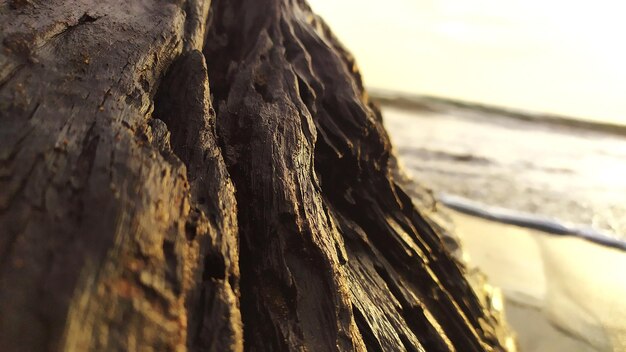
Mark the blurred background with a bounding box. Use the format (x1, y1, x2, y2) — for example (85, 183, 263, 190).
(309, 0, 626, 239)
(307, 1, 626, 351)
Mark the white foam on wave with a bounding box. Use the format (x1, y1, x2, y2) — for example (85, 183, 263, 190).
(438, 193, 626, 251)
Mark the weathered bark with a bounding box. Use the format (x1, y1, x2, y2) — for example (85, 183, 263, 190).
(0, 1, 512, 351)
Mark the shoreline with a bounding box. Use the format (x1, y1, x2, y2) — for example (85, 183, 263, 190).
(370, 89, 626, 138)
(381, 87, 626, 351)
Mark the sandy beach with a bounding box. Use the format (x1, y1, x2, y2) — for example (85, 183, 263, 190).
(449, 210, 626, 352)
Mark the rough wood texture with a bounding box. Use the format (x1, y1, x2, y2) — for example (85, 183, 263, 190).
(0, 0, 512, 351)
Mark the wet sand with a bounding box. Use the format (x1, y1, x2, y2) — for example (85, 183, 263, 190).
(450, 210, 626, 352)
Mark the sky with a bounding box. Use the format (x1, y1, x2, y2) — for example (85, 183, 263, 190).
(307, 0, 626, 125)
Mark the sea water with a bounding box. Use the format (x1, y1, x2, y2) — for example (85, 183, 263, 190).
(382, 105, 626, 242)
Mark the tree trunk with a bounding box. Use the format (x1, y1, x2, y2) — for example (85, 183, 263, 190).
(0, 1, 512, 351)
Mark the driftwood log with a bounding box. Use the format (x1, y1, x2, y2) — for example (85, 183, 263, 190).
(0, 0, 512, 351)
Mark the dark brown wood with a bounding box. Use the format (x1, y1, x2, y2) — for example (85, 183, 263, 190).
(0, 0, 512, 351)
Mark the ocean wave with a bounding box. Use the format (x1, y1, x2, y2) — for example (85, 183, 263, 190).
(438, 193, 626, 252)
